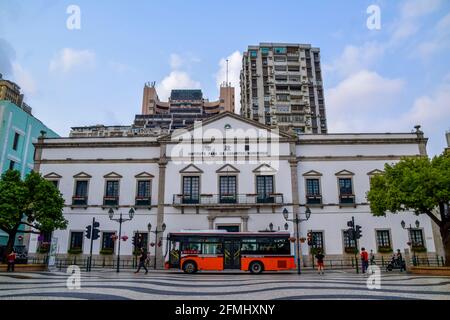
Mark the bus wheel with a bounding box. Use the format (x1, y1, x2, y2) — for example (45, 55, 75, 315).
(249, 261, 263, 274)
(183, 261, 197, 274)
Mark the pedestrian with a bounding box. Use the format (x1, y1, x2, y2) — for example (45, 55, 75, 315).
(396, 249, 405, 272)
(360, 247, 369, 273)
(315, 249, 325, 275)
(134, 248, 148, 274)
(7, 249, 16, 272)
(369, 250, 376, 265)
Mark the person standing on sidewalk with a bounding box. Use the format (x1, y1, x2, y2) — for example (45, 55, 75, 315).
(134, 248, 148, 274)
(369, 250, 376, 265)
(7, 250, 16, 272)
(360, 248, 369, 273)
(315, 250, 325, 275)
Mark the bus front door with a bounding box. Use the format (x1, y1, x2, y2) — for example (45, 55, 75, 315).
(223, 240, 241, 269)
(169, 240, 181, 269)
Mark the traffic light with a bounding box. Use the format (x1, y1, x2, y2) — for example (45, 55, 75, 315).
(85, 225, 92, 239)
(355, 225, 362, 239)
(92, 221, 100, 240)
(346, 228, 355, 240)
(307, 232, 312, 246)
(347, 220, 354, 228)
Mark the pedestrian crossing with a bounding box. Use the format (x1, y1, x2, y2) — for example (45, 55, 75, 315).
(0, 270, 449, 300)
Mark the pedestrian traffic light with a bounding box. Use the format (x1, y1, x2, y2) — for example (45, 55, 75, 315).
(347, 220, 354, 228)
(85, 225, 92, 239)
(92, 221, 100, 240)
(355, 225, 362, 239)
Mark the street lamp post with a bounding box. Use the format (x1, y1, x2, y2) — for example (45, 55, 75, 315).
(283, 207, 311, 275)
(148, 222, 166, 269)
(108, 207, 135, 273)
(401, 219, 420, 265)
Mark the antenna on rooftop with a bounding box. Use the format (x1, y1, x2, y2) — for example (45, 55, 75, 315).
(226, 59, 229, 86)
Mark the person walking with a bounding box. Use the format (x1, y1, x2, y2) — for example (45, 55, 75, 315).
(360, 247, 369, 274)
(7, 250, 16, 272)
(134, 248, 148, 274)
(315, 249, 325, 275)
(369, 250, 376, 265)
(396, 249, 405, 272)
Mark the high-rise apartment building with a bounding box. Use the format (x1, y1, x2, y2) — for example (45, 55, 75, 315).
(136, 83, 235, 132)
(240, 43, 327, 134)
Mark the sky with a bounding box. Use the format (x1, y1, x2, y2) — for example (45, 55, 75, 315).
(0, 0, 449, 155)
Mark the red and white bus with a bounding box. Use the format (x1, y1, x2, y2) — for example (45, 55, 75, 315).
(165, 231, 296, 274)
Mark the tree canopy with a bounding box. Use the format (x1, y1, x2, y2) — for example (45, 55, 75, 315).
(0, 170, 67, 257)
(367, 152, 450, 265)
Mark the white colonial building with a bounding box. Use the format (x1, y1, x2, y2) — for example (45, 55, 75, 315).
(28, 112, 442, 266)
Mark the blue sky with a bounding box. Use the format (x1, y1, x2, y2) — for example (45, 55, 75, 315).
(0, 0, 449, 155)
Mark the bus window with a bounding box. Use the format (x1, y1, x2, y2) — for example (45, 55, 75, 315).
(182, 242, 201, 254)
(203, 242, 222, 254)
(241, 240, 257, 253)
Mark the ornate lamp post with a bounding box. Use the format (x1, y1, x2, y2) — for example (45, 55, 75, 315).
(401, 219, 420, 265)
(283, 207, 311, 275)
(148, 222, 166, 269)
(108, 207, 134, 273)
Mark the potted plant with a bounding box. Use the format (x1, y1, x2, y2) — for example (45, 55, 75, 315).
(100, 248, 114, 255)
(67, 248, 83, 255)
(344, 247, 358, 254)
(411, 245, 427, 253)
(377, 246, 393, 254)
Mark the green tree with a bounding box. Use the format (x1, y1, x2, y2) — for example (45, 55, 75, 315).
(0, 170, 67, 262)
(367, 152, 450, 266)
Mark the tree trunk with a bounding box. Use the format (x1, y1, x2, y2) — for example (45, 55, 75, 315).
(2, 229, 17, 263)
(441, 227, 450, 267)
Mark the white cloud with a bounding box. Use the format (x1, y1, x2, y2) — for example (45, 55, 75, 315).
(49, 48, 95, 73)
(415, 12, 450, 59)
(323, 42, 385, 77)
(215, 51, 242, 113)
(326, 70, 405, 132)
(391, 0, 443, 42)
(156, 71, 201, 101)
(169, 53, 183, 69)
(12, 62, 37, 96)
(395, 80, 450, 154)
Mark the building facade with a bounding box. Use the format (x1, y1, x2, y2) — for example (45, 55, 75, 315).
(0, 100, 59, 245)
(137, 84, 235, 133)
(29, 112, 438, 266)
(240, 43, 327, 135)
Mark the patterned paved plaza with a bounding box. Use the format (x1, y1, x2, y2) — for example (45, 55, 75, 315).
(0, 269, 449, 300)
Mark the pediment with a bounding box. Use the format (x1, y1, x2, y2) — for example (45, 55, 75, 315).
(253, 164, 277, 174)
(73, 172, 92, 179)
(367, 169, 384, 175)
(44, 172, 62, 179)
(135, 172, 155, 178)
(302, 170, 322, 176)
(216, 164, 240, 174)
(179, 164, 204, 174)
(335, 170, 355, 176)
(159, 112, 294, 142)
(103, 172, 123, 179)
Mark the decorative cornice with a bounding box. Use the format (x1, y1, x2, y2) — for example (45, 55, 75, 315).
(216, 164, 240, 173)
(103, 172, 123, 179)
(179, 164, 204, 174)
(73, 172, 92, 179)
(135, 172, 155, 178)
(335, 170, 355, 176)
(43, 172, 62, 179)
(253, 163, 277, 173)
(303, 170, 323, 176)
